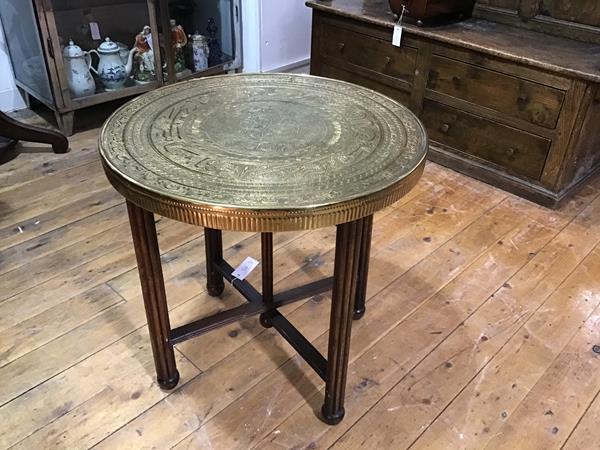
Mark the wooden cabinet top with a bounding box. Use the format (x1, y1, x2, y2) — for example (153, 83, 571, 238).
(306, 0, 600, 83)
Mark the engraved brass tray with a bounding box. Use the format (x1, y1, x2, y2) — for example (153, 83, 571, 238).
(99, 73, 428, 231)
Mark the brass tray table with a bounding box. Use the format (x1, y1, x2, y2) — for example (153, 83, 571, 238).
(99, 73, 427, 424)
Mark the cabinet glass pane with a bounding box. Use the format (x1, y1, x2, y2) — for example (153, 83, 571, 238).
(0, 1, 54, 105)
(165, 0, 238, 78)
(52, 0, 158, 100)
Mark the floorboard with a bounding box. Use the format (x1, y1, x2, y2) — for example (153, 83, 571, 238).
(0, 123, 599, 450)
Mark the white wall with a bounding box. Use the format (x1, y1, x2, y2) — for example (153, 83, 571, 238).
(242, 0, 261, 72)
(243, 0, 311, 73)
(0, 15, 26, 112)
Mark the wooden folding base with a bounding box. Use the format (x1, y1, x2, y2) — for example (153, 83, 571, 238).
(127, 200, 374, 425)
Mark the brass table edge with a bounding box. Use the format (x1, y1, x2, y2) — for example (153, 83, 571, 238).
(102, 157, 426, 232)
(98, 73, 429, 231)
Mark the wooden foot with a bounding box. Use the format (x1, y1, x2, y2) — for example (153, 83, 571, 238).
(259, 312, 273, 328)
(353, 215, 373, 320)
(127, 201, 179, 390)
(54, 111, 74, 138)
(205, 228, 225, 296)
(322, 218, 364, 425)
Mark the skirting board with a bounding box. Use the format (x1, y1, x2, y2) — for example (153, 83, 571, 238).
(267, 58, 311, 74)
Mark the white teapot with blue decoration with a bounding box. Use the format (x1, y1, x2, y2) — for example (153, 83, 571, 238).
(63, 39, 95, 98)
(90, 37, 136, 90)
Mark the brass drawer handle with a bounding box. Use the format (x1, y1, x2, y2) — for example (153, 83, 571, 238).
(385, 56, 392, 65)
(441, 123, 450, 133)
(338, 42, 345, 52)
(506, 147, 517, 157)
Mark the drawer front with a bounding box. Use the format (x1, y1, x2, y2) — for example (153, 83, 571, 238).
(427, 55, 565, 129)
(320, 64, 412, 106)
(321, 24, 417, 84)
(422, 100, 551, 180)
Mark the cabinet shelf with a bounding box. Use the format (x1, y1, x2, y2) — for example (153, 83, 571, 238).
(0, 0, 242, 135)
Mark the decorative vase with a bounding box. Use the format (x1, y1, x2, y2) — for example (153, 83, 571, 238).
(189, 32, 209, 72)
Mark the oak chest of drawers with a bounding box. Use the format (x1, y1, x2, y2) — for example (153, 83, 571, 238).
(307, 0, 600, 207)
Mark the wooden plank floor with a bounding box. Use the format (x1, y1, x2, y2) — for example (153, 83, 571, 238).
(1, 127, 600, 450)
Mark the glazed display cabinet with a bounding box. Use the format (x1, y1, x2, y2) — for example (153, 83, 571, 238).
(0, 0, 242, 135)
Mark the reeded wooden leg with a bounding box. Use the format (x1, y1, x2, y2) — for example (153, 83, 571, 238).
(127, 201, 179, 390)
(205, 228, 225, 296)
(259, 232, 274, 328)
(353, 215, 373, 320)
(322, 218, 364, 425)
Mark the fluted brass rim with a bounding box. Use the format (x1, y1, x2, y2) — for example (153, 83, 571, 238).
(102, 158, 425, 231)
(99, 73, 428, 232)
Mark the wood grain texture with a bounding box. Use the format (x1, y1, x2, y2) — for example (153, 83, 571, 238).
(307, 1, 600, 82)
(308, 2, 600, 207)
(427, 55, 565, 129)
(476, 0, 600, 44)
(421, 99, 551, 180)
(2, 123, 600, 449)
(321, 23, 418, 84)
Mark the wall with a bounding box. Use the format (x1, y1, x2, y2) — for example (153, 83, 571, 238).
(243, 0, 312, 73)
(0, 15, 25, 112)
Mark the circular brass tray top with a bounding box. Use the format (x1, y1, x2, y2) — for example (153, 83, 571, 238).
(99, 73, 428, 231)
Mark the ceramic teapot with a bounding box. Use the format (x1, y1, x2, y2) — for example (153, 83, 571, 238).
(89, 37, 136, 90)
(63, 39, 95, 98)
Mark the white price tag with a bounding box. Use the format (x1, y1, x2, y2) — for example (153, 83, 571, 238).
(231, 257, 259, 281)
(392, 24, 403, 47)
(392, 4, 407, 47)
(90, 22, 101, 40)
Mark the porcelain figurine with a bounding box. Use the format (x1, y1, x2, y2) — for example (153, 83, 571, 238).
(170, 19, 189, 74)
(206, 18, 223, 67)
(189, 32, 209, 72)
(133, 26, 156, 85)
(62, 39, 95, 98)
(90, 37, 135, 90)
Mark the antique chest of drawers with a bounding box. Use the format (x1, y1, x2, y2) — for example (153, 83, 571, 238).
(307, 0, 600, 207)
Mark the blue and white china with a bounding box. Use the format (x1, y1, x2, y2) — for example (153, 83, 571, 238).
(90, 37, 136, 91)
(63, 39, 95, 98)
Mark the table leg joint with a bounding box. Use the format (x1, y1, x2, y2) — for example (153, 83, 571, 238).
(266, 309, 327, 381)
(169, 274, 334, 345)
(215, 259, 263, 303)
